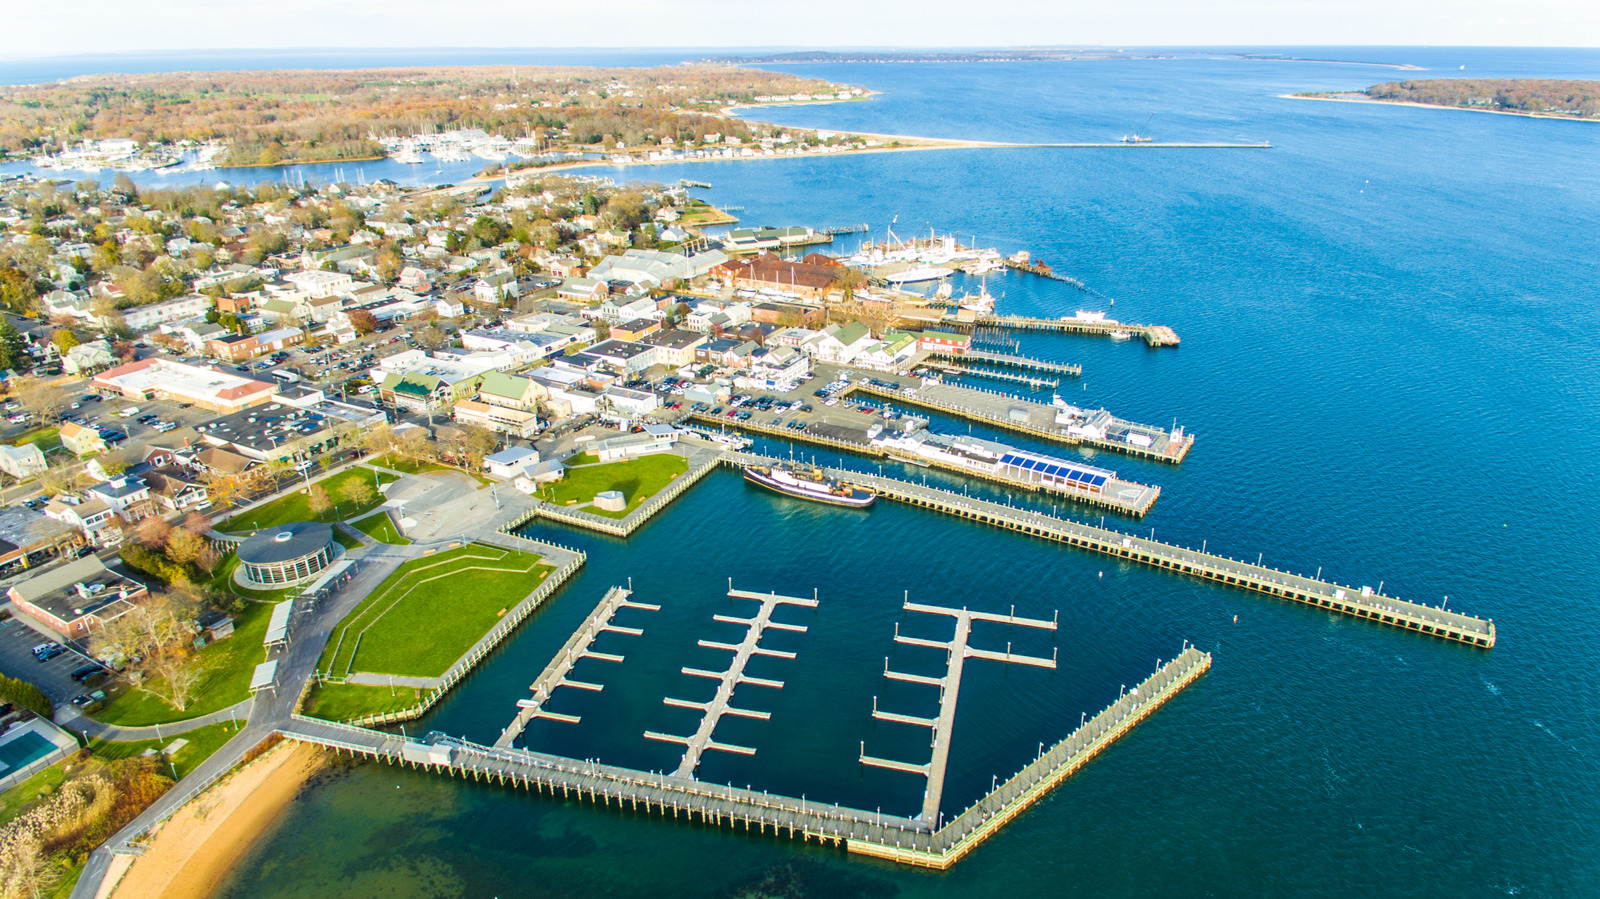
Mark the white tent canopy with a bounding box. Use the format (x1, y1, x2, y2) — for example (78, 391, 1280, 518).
(249, 659, 279, 693)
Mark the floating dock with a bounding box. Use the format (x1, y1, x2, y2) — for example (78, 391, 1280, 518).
(929, 349, 1082, 378)
(645, 586, 817, 778)
(283, 646, 1210, 869)
(496, 585, 658, 748)
(719, 451, 1494, 648)
(845, 381, 1194, 464)
(864, 600, 1058, 824)
(952, 314, 1181, 348)
(921, 361, 1059, 391)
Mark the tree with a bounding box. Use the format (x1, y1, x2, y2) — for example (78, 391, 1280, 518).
(415, 324, 447, 349)
(307, 484, 331, 519)
(50, 328, 79, 354)
(0, 317, 32, 373)
(94, 592, 203, 711)
(13, 377, 67, 424)
(199, 471, 246, 509)
(0, 265, 39, 316)
(133, 515, 172, 550)
(164, 528, 214, 575)
(347, 310, 378, 335)
(339, 478, 374, 510)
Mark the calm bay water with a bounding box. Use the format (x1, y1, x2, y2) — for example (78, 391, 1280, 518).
(134, 48, 1600, 896)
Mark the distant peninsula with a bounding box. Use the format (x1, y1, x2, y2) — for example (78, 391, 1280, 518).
(1295, 78, 1600, 121)
(698, 49, 1421, 69)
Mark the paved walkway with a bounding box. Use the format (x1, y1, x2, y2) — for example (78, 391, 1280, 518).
(344, 673, 439, 689)
(60, 699, 255, 742)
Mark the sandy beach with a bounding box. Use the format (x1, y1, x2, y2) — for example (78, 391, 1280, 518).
(109, 740, 327, 899)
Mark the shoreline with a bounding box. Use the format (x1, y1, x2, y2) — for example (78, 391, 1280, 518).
(107, 740, 327, 899)
(1283, 93, 1600, 123)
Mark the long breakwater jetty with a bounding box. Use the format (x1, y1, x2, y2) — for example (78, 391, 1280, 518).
(956, 313, 1181, 348)
(847, 381, 1194, 464)
(864, 600, 1058, 824)
(721, 451, 1494, 647)
(496, 585, 658, 749)
(280, 646, 1209, 869)
(930, 349, 1082, 378)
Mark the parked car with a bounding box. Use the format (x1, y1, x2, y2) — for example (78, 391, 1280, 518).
(70, 664, 105, 682)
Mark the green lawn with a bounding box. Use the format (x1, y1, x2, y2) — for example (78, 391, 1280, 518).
(543, 453, 688, 519)
(218, 468, 398, 532)
(93, 600, 272, 727)
(13, 426, 60, 453)
(352, 511, 410, 545)
(88, 720, 243, 780)
(564, 450, 601, 466)
(332, 528, 363, 551)
(318, 544, 552, 679)
(302, 681, 424, 722)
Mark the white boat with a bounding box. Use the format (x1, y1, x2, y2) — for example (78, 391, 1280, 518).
(1109, 330, 1132, 341)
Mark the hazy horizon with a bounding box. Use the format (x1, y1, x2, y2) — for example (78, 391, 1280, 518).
(4, 0, 1597, 60)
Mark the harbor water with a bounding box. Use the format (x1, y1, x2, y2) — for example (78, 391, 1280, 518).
(54, 46, 1591, 897)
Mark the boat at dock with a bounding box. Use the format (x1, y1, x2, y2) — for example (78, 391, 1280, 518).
(743, 462, 876, 507)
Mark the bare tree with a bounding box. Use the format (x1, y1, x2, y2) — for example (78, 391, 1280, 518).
(13, 378, 67, 424)
(339, 478, 374, 510)
(306, 484, 331, 519)
(95, 592, 204, 712)
(133, 516, 172, 549)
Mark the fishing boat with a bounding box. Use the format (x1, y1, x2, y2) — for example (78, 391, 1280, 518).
(1110, 330, 1132, 341)
(742, 462, 876, 508)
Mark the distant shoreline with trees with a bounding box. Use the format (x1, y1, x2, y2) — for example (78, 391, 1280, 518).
(1292, 78, 1600, 122)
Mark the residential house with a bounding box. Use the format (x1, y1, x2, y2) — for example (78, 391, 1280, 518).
(0, 444, 47, 480)
(58, 422, 107, 456)
(44, 497, 121, 546)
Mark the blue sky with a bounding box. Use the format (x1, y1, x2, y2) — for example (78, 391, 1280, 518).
(7, 0, 1598, 58)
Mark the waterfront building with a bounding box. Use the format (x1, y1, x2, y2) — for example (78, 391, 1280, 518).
(235, 522, 338, 587)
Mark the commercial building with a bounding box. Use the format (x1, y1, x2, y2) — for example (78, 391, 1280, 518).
(452, 399, 541, 438)
(93, 358, 278, 412)
(6, 557, 146, 639)
(236, 521, 338, 587)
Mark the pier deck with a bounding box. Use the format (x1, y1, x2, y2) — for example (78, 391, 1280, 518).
(720, 452, 1494, 648)
(847, 380, 1194, 464)
(865, 600, 1057, 823)
(281, 646, 1211, 869)
(958, 313, 1181, 348)
(496, 586, 656, 749)
(648, 587, 818, 778)
(931, 349, 1082, 378)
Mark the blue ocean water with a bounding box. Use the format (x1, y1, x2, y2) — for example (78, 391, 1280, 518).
(158, 49, 1600, 897)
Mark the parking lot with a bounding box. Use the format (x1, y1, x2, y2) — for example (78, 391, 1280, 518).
(0, 613, 103, 705)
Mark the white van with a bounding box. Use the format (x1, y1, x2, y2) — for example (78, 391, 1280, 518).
(118, 407, 140, 418)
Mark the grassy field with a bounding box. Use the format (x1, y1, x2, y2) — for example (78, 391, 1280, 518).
(93, 600, 272, 726)
(332, 527, 362, 550)
(88, 720, 242, 779)
(318, 544, 552, 679)
(13, 425, 61, 453)
(543, 453, 688, 519)
(302, 681, 424, 722)
(218, 467, 398, 532)
(564, 450, 600, 466)
(353, 511, 410, 545)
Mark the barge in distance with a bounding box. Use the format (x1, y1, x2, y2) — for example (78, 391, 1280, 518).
(742, 462, 877, 508)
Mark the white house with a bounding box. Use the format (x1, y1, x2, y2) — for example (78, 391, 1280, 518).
(0, 444, 47, 480)
(484, 446, 540, 479)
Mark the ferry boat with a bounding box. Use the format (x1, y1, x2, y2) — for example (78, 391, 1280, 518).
(742, 462, 876, 508)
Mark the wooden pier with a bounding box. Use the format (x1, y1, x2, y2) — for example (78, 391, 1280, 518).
(954, 313, 1181, 348)
(646, 586, 817, 778)
(921, 361, 1059, 391)
(930, 349, 1082, 378)
(280, 646, 1211, 869)
(864, 600, 1057, 823)
(496, 585, 658, 748)
(844, 381, 1194, 464)
(721, 451, 1494, 648)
